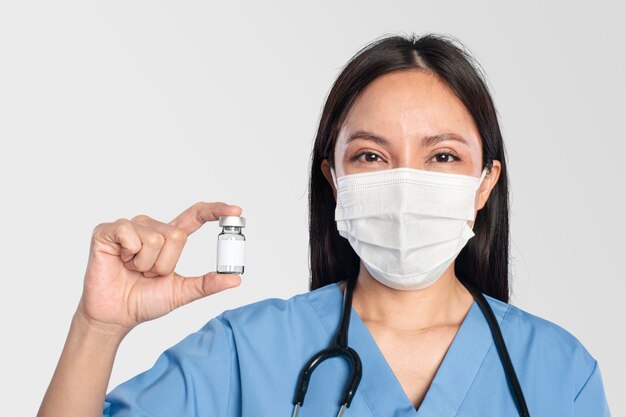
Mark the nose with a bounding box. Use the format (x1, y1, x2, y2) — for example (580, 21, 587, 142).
(389, 142, 427, 170)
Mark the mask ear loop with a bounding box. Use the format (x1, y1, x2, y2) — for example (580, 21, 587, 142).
(468, 167, 490, 231)
(476, 166, 489, 190)
(330, 166, 338, 189)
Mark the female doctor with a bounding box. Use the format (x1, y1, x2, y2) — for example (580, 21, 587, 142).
(37, 33, 612, 417)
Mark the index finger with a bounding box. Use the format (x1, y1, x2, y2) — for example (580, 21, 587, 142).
(168, 202, 243, 236)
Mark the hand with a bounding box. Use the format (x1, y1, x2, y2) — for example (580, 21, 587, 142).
(76, 201, 242, 336)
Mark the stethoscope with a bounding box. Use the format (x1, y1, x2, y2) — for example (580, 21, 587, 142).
(291, 275, 531, 417)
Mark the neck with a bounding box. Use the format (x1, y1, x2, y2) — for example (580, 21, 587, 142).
(349, 262, 474, 332)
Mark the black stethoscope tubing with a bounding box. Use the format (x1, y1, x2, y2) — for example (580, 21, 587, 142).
(291, 275, 530, 417)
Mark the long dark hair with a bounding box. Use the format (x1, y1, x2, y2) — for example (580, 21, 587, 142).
(307, 32, 511, 303)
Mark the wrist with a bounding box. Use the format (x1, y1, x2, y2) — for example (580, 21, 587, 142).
(71, 309, 132, 346)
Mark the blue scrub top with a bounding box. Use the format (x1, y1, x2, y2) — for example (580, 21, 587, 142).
(103, 280, 612, 416)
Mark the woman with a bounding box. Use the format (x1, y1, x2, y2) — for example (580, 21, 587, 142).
(37, 33, 611, 417)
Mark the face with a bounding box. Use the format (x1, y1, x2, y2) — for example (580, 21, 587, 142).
(321, 69, 501, 224)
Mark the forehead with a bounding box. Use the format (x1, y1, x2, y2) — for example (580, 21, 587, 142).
(339, 69, 480, 144)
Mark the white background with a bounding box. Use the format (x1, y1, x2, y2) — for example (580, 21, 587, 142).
(1, 1, 623, 415)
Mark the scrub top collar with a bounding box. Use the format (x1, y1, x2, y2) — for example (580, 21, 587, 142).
(306, 279, 511, 417)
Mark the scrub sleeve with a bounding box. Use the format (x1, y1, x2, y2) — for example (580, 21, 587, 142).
(572, 359, 612, 417)
(102, 314, 235, 417)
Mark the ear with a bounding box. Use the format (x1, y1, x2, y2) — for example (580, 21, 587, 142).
(475, 160, 501, 212)
(320, 158, 337, 201)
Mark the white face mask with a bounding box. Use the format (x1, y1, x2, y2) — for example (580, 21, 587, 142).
(330, 166, 488, 291)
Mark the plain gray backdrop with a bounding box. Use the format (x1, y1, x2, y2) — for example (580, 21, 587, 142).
(1, 0, 623, 415)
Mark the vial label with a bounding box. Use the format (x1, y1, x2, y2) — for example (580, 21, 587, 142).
(217, 239, 245, 267)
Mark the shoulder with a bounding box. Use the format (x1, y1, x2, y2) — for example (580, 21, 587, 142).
(210, 283, 335, 344)
(482, 293, 599, 393)
(216, 284, 323, 324)
(487, 293, 595, 360)
(200, 283, 339, 382)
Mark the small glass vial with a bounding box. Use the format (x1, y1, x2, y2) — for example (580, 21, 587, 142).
(216, 215, 246, 274)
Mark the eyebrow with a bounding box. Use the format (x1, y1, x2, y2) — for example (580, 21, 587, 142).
(346, 130, 469, 147)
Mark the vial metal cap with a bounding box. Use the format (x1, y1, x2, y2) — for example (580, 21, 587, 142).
(219, 215, 246, 228)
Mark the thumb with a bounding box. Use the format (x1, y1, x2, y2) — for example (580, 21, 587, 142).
(174, 271, 241, 307)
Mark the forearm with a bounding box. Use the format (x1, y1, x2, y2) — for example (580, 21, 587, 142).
(37, 311, 127, 417)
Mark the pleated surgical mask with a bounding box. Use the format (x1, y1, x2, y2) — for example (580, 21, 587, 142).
(330, 166, 488, 291)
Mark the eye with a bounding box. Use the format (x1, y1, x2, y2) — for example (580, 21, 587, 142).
(351, 151, 384, 163)
(429, 152, 461, 163)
